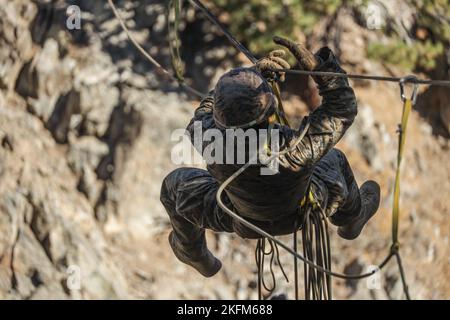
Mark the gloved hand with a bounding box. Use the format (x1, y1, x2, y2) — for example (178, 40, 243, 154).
(272, 36, 319, 71)
(255, 49, 291, 82)
(273, 36, 347, 89)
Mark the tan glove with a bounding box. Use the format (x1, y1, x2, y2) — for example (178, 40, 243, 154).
(273, 36, 319, 71)
(255, 49, 291, 82)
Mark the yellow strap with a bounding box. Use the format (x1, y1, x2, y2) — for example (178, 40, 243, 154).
(264, 82, 290, 154)
(271, 82, 290, 127)
(300, 190, 318, 209)
(392, 98, 412, 247)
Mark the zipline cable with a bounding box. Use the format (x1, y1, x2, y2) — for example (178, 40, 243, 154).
(273, 68, 450, 86)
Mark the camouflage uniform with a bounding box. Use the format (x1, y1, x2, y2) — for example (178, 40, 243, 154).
(160, 48, 361, 260)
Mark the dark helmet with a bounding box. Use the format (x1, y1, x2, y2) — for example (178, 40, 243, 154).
(213, 68, 276, 129)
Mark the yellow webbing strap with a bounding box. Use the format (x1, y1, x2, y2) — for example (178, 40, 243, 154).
(300, 190, 318, 210)
(271, 82, 290, 127)
(392, 98, 412, 248)
(263, 81, 290, 154)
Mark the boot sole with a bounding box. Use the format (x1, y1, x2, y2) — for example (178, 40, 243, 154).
(337, 181, 381, 240)
(168, 232, 222, 278)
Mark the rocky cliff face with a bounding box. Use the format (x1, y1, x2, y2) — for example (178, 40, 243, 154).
(0, 0, 448, 299)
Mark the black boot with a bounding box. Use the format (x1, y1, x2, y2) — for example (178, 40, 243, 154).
(338, 180, 381, 240)
(168, 232, 222, 278)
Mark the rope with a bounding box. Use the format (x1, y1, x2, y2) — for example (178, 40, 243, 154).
(168, 0, 185, 83)
(293, 222, 299, 300)
(255, 238, 289, 299)
(272, 68, 450, 87)
(300, 203, 333, 300)
(255, 192, 335, 300)
(106, 0, 204, 98)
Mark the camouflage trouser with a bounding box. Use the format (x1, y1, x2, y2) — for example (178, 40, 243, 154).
(310, 148, 362, 226)
(160, 149, 361, 259)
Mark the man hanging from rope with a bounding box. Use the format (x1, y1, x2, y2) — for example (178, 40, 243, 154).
(160, 36, 381, 277)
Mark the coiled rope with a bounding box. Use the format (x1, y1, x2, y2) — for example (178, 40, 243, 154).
(300, 202, 333, 300)
(255, 238, 289, 299)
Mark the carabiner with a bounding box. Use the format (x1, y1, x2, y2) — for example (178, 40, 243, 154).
(399, 75, 419, 105)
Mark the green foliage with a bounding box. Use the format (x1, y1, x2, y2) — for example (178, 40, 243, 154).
(206, 0, 448, 73)
(209, 0, 345, 54)
(367, 0, 448, 72)
(413, 0, 450, 42)
(367, 40, 444, 71)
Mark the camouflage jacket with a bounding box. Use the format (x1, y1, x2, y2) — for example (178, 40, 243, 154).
(187, 48, 357, 222)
